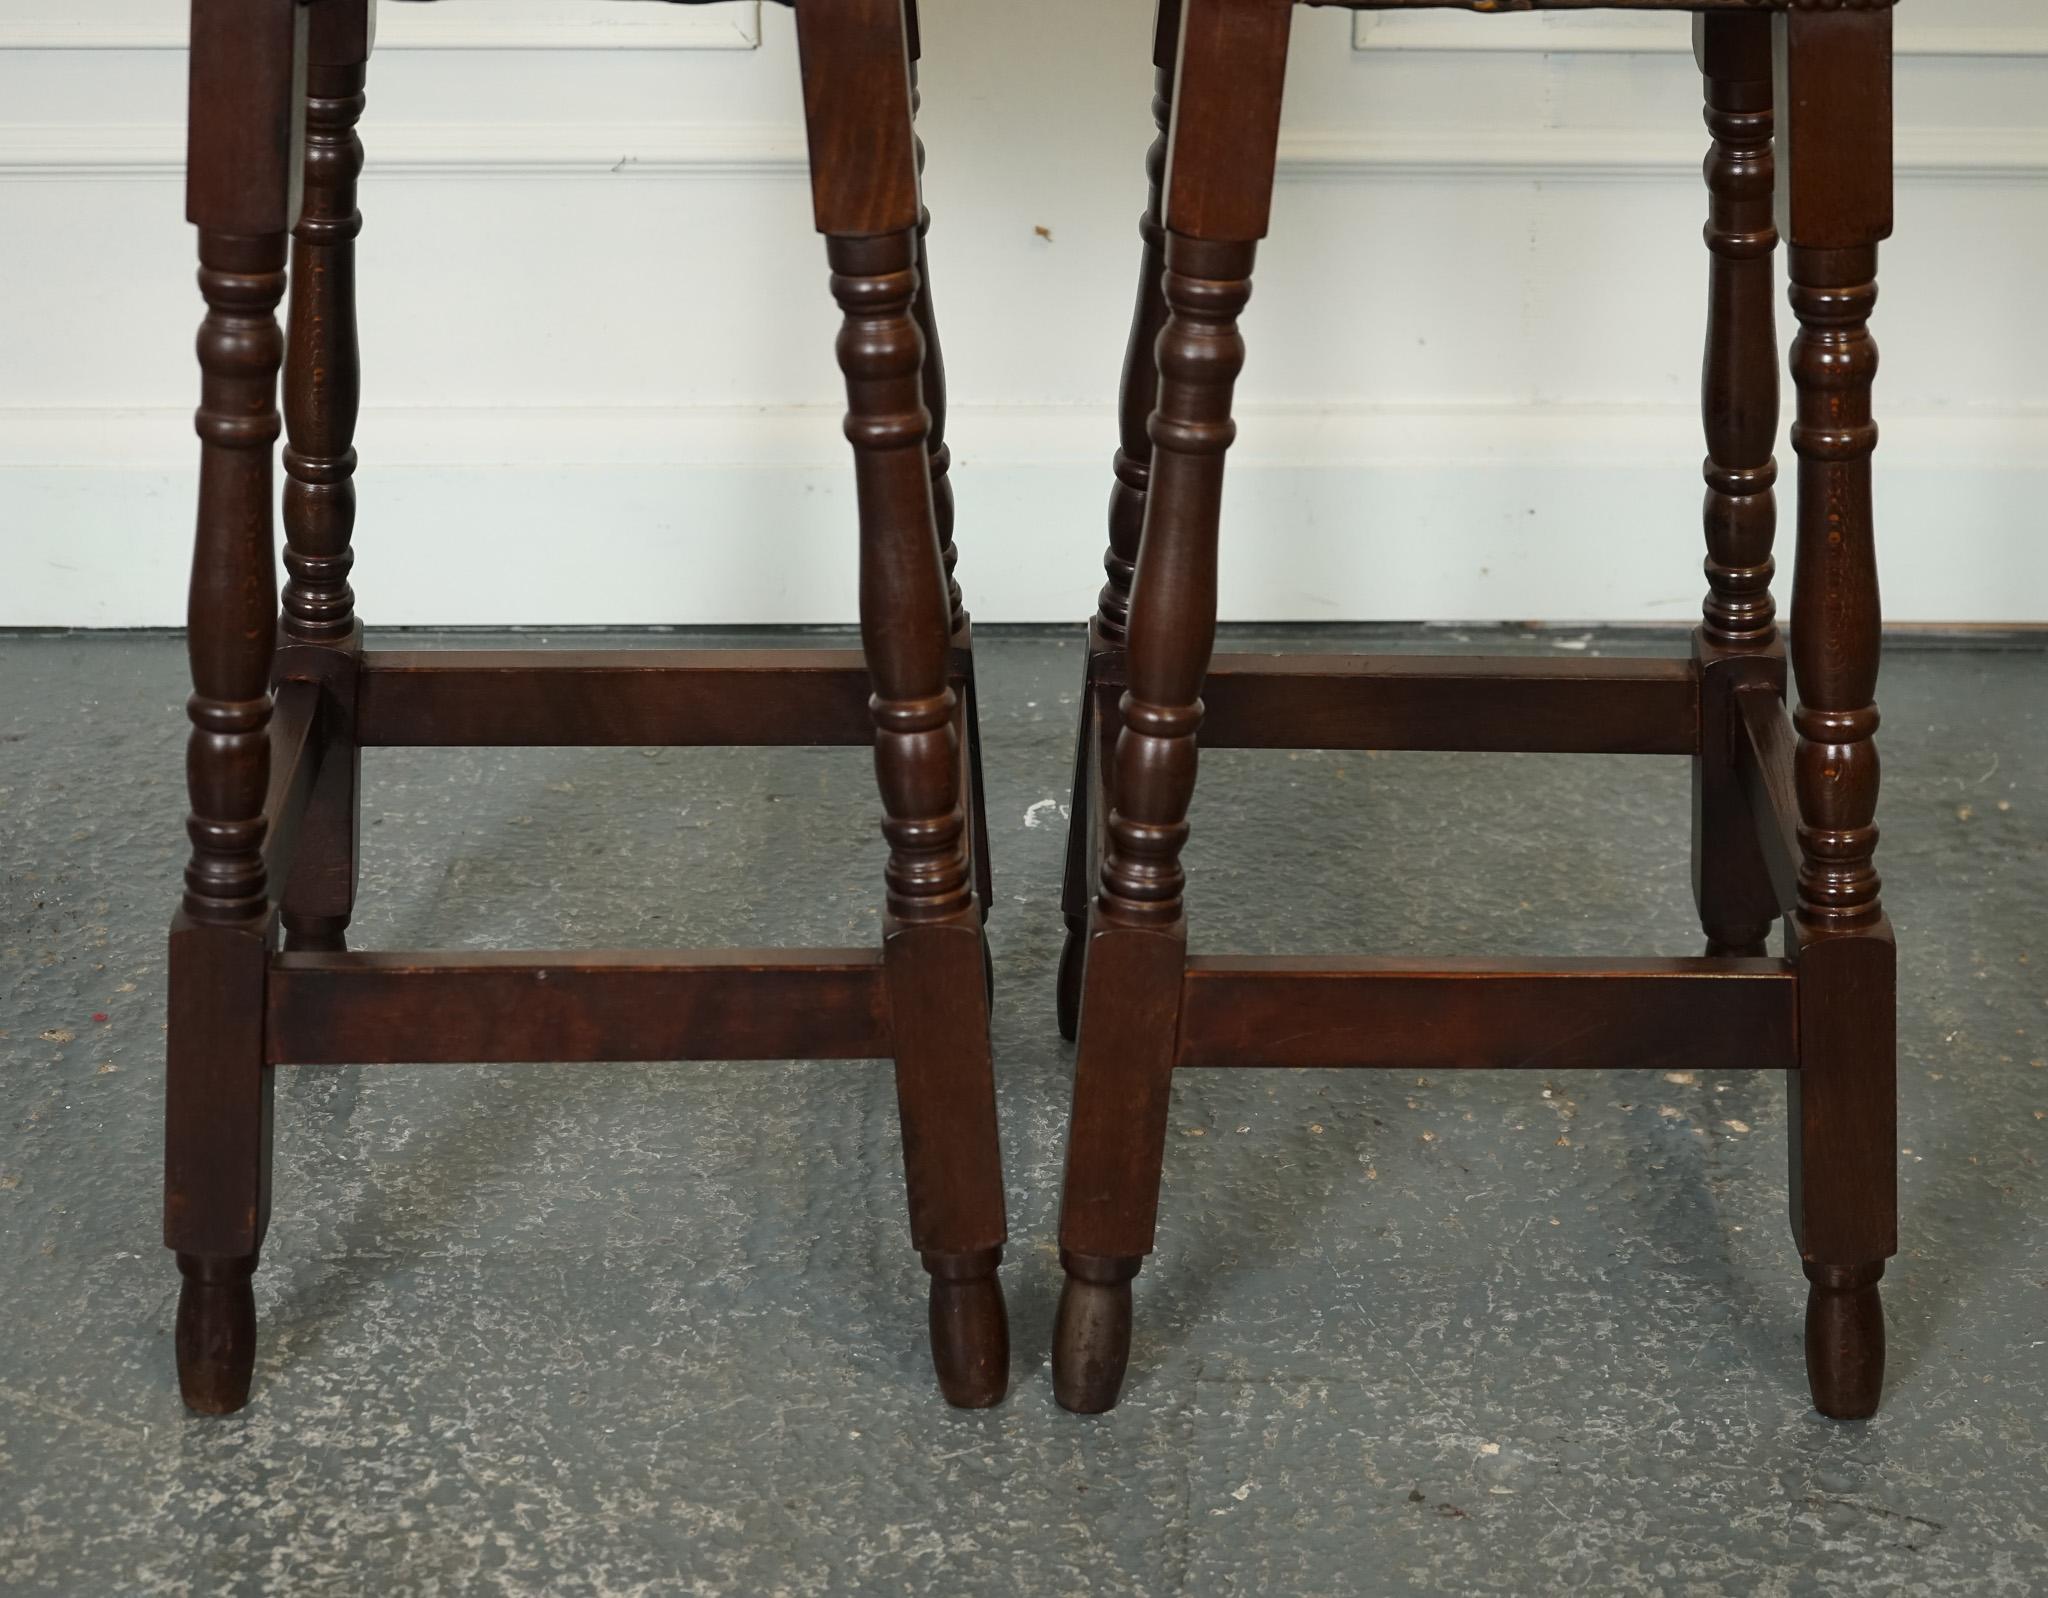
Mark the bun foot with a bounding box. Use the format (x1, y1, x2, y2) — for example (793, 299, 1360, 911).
(925, 1248, 1009, 1409)
(1805, 1261, 1885, 1419)
(175, 1253, 259, 1415)
(1056, 917, 1085, 1042)
(1053, 1251, 1140, 1413)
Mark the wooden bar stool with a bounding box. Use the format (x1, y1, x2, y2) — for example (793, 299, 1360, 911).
(168, 0, 1009, 1413)
(1054, 0, 1898, 1419)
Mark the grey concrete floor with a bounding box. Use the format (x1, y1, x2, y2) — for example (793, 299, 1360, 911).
(1, 625, 2043, 1597)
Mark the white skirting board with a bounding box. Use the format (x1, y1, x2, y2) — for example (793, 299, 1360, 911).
(4, 0, 2043, 628)
(4, 404, 2040, 629)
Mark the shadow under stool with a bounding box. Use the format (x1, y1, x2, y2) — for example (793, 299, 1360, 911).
(1053, 0, 1898, 1420)
(168, 0, 1009, 1413)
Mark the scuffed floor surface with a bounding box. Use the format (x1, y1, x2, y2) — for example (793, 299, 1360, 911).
(1, 626, 2043, 1597)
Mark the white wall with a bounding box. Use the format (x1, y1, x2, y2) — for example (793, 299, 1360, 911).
(1, 0, 2043, 628)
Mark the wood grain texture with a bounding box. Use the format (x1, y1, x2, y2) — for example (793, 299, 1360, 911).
(354, 649, 878, 747)
(1164, 0, 1293, 243)
(1790, 925, 1896, 1417)
(793, 0, 918, 238)
(1775, 7, 1894, 251)
(1176, 956, 1798, 1074)
(1058, 928, 1190, 1262)
(268, 950, 893, 1065)
(186, 0, 306, 235)
(884, 917, 1009, 1406)
(1197, 652, 1699, 754)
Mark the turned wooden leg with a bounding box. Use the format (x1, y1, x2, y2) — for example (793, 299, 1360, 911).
(799, 0, 1009, 1407)
(1058, 2, 1181, 1036)
(280, 0, 371, 957)
(1691, 11, 1783, 960)
(168, 0, 306, 1415)
(1055, 0, 1290, 1414)
(1778, 6, 1897, 1420)
(835, 233, 1009, 1404)
(904, 32, 995, 938)
(1096, 1, 1181, 655)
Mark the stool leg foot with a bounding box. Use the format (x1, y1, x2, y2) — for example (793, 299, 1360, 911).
(1053, 1252, 1140, 1414)
(175, 1253, 259, 1415)
(1055, 915, 1085, 1042)
(924, 1247, 1008, 1409)
(1706, 934, 1769, 959)
(1805, 1261, 1884, 1419)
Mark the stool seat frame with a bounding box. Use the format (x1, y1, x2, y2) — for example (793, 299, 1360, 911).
(168, 0, 1009, 1414)
(1054, 0, 1898, 1420)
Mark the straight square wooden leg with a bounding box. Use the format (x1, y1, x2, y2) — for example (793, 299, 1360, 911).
(799, 0, 1009, 1406)
(1054, 0, 1291, 1414)
(885, 915, 1008, 1406)
(1776, 4, 1897, 1420)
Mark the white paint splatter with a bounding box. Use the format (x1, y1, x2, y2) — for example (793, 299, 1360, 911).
(1023, 798, 1068, 829)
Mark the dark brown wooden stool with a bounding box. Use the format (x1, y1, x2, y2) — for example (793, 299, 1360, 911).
(1054, 0, 1898, 1419)
(168, 0, 1008, 1413)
